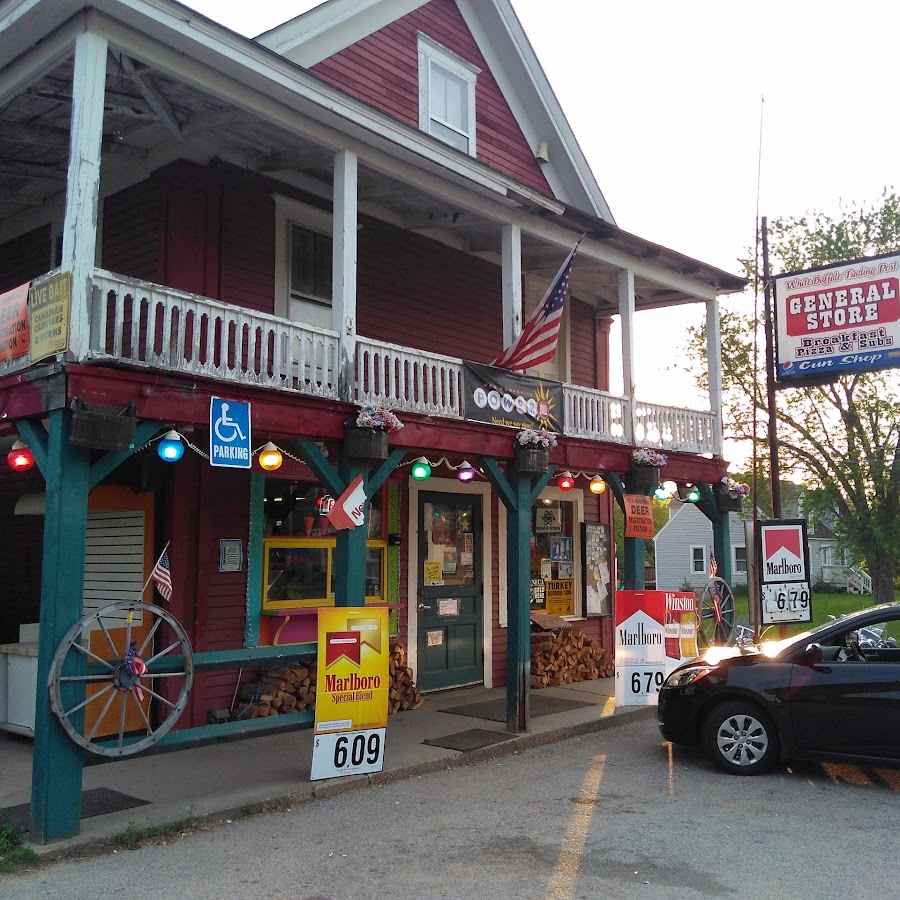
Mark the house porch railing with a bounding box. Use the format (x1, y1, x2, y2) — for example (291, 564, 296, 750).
(5, 271, 719, 456)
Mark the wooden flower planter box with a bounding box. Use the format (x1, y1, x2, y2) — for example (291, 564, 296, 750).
(344, 426, 389, 459)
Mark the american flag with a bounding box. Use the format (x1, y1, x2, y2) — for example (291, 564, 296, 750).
(491, 244, 578, 371)
(151, 549, 173, 602)
(709, 555, 718, 579)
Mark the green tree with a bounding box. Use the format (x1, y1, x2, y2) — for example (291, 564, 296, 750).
(691, 192, 900, 601)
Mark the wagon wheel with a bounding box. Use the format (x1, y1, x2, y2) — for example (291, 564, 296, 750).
(48, 601, 193, 757)
(695, 577, 736, 648)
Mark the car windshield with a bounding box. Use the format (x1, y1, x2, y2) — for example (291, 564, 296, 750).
(759, 604, 898, 659)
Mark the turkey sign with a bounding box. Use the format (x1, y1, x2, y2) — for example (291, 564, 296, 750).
(757, 520, 811, 625)
(327, 475, 368, 530)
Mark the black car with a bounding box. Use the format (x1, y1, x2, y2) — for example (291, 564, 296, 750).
(658, 603, 900, 775)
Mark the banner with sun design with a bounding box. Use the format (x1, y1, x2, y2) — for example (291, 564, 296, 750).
(462, 361, 562, 431)
(314, 607, 389, 735)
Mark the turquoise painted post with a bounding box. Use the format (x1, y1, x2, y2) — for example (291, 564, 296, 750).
(603, 473, 644, 590)
(30, 410, 91, 842)
(294, 440, 403, 609)
(480, 458, 552, 733)
(334, 458, 369, 606)
(698, 483, 733, 585)
(245, 473, 265, 647)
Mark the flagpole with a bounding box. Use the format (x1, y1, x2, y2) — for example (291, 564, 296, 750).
(141, 540, 171, 597)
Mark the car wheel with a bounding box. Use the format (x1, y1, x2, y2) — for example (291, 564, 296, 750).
(703, 701, 779, 775)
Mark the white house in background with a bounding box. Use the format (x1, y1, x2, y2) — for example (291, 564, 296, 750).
(654, 500, 843, 591)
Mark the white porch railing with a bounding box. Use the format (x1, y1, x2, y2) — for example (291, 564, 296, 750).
(89, 270, 340, 399)
(354, 336, 465, 419)
(633, 400, 719, 456)
(564, 384, 628, 444)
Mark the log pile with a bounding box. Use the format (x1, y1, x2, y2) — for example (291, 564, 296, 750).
(530, 627, 614, 688)
(388, 642, 424, 714)
(234, 662, 318, 719)
(232, 643, 424, 719)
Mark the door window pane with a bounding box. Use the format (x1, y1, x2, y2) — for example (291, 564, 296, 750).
(423, 500, 475, 586)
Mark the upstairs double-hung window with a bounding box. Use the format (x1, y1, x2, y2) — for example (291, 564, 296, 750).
(418, 34, 479, 156)
(274, 195, 333, 330)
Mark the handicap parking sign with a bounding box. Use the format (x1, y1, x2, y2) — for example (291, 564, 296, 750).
(210, 398, 251, 468)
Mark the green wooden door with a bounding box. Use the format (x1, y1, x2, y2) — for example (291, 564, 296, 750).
(417, 492, 483, 691)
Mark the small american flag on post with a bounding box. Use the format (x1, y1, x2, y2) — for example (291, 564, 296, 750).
(491, 242, 579, 371)
(151, 548, 173, 602)
(709, 555, 718, 579)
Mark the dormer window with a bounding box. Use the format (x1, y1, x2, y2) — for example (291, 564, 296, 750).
(417, 33, 479, 156)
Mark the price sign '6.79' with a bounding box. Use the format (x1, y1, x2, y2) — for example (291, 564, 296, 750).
(757, 520, 811, 625)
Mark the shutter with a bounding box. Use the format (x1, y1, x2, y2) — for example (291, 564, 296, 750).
(83, 509, 145, 625)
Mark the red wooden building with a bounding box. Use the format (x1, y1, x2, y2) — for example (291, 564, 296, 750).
(0, 0, 744, 839)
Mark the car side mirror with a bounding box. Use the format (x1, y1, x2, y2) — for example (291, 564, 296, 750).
(796, 643, 823, 666)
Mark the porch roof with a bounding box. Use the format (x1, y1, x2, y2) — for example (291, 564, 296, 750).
(0, 0, 746, 311)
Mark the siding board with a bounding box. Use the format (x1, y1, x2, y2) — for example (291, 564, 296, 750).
(310, 0, 552, 193)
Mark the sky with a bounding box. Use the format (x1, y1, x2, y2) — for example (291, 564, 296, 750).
(178, 0, 900, 447)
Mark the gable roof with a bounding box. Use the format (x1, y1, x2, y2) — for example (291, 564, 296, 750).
(257, 0, 615, 222)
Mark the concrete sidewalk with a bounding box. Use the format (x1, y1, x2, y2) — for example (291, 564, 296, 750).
(0, 677, 653, 857)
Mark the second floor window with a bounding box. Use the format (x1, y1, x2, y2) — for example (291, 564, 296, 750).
(290, 224, 332, 307)
(418, 34, 478, 156)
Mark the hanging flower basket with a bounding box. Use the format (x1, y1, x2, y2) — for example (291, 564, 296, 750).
(514, 445, 549, 473)
(716, 477, 748, 512)
(344, 425, 389, 459)
(626, 465, 660, 496)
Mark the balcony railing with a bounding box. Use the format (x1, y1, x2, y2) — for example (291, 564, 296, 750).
(10, 271, 718, 456)
(355, 336, 464, 419)
(89, 271, 340, 399)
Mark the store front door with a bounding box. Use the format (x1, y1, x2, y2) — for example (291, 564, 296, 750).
(416, 492, 482, 691)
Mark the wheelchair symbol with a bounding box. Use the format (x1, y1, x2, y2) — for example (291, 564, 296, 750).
(213, 402, 247, 443)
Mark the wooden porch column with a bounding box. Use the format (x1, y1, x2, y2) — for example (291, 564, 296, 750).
(62, 30, 107, 360)
(27, 411, 91, 843)
(481, 458, 553, 733)
(706, 297, 724, 457)
(332, 149, 358, 403)
(501, 223, 522, 348)
(295, 439, 404, 606)
(617, 268, 636, 444)
(697, 483, 733, 585)
(604, 472, 644, 590)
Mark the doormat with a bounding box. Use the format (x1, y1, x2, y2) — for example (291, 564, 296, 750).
(441, 695, 594, 723)
(0, 788, 150, 832)
(424, 728, 515, 752)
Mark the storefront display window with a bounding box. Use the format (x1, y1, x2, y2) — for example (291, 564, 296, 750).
(262, 479, 385, 609)
(530, 498, 576, 616)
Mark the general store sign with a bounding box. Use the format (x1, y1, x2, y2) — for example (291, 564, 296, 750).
(757, 520, 811, 625)
(774, 251, 900, 382)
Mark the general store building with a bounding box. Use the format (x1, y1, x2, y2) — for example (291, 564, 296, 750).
(0, 0, 744, 840)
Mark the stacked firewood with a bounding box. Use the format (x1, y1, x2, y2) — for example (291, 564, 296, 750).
(234, 662, 318, 719)
(530, 627, 614, 688)
(389, 642, 424, 713)
(232, 643, 423, 719)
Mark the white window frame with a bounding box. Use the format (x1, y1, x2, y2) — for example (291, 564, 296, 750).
(690, 545, 706, 575)
(273, 194, 334, 325)
(734, 546, 748, 575)
(417, 32, 479, 157)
